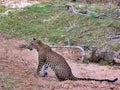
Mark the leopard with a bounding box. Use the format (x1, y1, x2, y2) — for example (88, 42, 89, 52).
(21, 38, 118, 83)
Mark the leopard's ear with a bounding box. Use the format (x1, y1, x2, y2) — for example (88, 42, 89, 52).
(33, 38, 36, 40)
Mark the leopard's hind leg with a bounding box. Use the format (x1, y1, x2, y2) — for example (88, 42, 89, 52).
(43, 64, 48, 77)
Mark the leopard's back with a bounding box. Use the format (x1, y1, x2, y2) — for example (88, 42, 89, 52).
(46, 50, 74, 81)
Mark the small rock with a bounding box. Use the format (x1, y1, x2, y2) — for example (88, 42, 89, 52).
(110, 86, 115, 89)
(0, 72, 4, 77)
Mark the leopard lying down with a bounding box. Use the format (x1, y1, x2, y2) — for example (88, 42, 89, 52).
(21, 38, 118, 83)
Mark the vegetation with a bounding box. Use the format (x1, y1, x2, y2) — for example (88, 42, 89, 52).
(0, 75, 16, 90)
(0, 1, 120, 49)
(0, 5, 5, 13)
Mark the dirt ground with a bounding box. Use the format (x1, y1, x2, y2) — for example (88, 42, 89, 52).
(1, 0, 50, 8)
(0, 35, 120, 90)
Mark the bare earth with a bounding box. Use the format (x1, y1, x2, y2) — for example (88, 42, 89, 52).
(1, 0, 50, 8)
(0, 36, 120, 90)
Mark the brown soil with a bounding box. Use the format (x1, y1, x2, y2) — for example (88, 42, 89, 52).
(0, 35, 120, 90)
(1, 0, 50, 8)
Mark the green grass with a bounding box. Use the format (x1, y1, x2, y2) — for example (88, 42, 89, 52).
(0, 1, 120, 47)
(0, 5, 5, 13)
(0, 75, 16, 90)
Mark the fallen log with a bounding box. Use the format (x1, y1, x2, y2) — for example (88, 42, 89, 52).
(109, 35, 120, 40)
(65, 4, 88, 15)
(84, 46, 120, 64)
(66, 4, 102, 17)
(114, 50, 120, 64)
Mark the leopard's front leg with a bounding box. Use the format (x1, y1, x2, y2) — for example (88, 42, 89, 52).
(34, 60, 45, 78)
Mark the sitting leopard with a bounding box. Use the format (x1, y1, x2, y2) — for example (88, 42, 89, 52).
(22, 38, 118, 82)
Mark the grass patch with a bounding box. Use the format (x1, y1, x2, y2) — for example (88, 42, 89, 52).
(0, 1, 120, 47)
(0, 5, 5, 13)
(0, 75, 16, 90)
(99, 60, 115, 66)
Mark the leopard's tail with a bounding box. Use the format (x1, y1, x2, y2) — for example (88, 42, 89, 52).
(71, 75, 118, 83)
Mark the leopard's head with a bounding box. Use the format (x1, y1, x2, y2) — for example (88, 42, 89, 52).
(27, 38, 51, 52)
(27, 38, 43, 50)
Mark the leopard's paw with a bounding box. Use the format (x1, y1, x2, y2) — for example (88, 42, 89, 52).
(34, 73, 40, 78)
